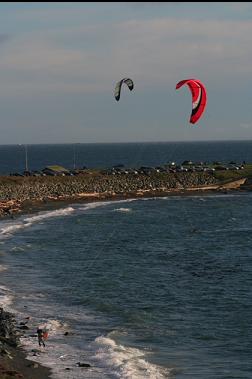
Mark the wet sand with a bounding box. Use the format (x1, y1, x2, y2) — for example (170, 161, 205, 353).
(0, 307, 52, 379)
(0, 345, 52, 379)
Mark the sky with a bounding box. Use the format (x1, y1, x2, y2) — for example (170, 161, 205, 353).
(0, 2, 252, 144)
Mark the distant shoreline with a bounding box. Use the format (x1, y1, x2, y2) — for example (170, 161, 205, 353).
(0, 175, 248, 218)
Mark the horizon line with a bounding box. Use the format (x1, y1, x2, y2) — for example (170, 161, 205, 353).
(0, 139, 251, 147)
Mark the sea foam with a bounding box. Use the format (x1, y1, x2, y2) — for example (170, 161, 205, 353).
(0, 207, 75, 239)
(0, 285, 13, 308)
(92, 335, 172, 379)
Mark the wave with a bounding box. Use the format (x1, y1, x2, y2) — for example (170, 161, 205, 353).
(23, 207, 75, 223)
(92, 335, 172, 379)
(114, 208, 132, 213)
(0, 264, 7, 272)
(0, 199, 138, 240)
(0, 207, 75, 239)
(9, 302, 173, 379)
(77, 198, 137, 212)
(0, 285, 13, 308)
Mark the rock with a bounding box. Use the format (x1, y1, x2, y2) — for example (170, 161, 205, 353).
(0, 347, 13, 359)
(18, 325, 29, 330)
(27, 363, 39, 368)
(76, 362, 91, 367)
(1, 370, 23, 378)
(31, 349, 40, 353)
(0, 348, 9, 355)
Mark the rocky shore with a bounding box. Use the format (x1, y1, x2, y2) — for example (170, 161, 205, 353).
(0, 172, 249, 378)
(0, 171, 241, 217)
(0, 308, 51, 379)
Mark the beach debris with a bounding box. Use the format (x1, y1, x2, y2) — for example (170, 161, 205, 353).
(18, 325, 29, 330)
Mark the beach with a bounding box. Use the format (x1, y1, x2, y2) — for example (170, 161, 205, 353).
(0, 307, 52, 379)
(0, 172, 248, 218)
(0, 172, 250, 378)
(1, 0, 252, 375)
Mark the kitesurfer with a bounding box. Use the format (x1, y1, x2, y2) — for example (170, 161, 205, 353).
(37, 327, 46, 347)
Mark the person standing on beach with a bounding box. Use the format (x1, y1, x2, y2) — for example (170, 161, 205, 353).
(37, 327, 46, 347)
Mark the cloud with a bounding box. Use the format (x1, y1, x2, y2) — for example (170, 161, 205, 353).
(240, 123, 252, 129)
(1, 16, 252, 97)
(229, 2, 252, 12)
(0, 34, 10, 44)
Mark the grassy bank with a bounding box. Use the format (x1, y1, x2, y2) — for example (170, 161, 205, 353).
(213, 164, 252, 181)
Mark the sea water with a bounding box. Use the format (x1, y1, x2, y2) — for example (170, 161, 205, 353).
(0, 140, 252, 175)
(0, 193, 252, 378)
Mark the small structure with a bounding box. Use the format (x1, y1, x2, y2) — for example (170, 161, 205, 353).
(182, 160, 193, 166)
(42, 165, 70, 176)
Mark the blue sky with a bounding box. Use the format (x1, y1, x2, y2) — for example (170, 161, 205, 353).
(0, 2, 252, 144)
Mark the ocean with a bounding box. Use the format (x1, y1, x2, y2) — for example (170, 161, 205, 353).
(0, 140, 252, 175)
(0, 141, 252, 379)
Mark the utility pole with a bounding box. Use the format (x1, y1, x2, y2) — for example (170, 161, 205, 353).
(25, 144, 29, 172)
(74, 145, 76, 170)
(73, 144, 76, 170)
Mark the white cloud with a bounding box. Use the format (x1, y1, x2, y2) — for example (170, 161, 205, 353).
(0, 16, 252, 97)
(240, 123, 252, 129)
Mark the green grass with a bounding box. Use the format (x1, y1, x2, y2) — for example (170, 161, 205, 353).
(213, 164, 252, 181)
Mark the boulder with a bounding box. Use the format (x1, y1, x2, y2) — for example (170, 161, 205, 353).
(76, 362, 91, 368)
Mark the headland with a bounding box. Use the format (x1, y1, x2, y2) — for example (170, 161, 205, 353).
(0, 167, 251, 217)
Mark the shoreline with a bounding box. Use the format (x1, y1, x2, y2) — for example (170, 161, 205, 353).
(0, 177, 249, 378)
(0, 307, 52, 379)
(0, 177, 248, 219)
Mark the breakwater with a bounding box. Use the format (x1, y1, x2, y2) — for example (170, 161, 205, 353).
(0, 171, 234, 216)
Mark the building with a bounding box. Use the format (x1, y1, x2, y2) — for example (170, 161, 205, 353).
(42, 165, 70, 176)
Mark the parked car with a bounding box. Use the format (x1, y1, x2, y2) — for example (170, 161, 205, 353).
(23, 170, 32, 176)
